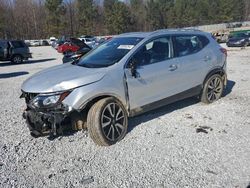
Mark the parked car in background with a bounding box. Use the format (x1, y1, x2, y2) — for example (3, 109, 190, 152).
(49, 37, 57, 45)
(79, 36, 96, 48)
(0, 40, 32, 63)
(227, 32, 250, 47)
(213, 32, 229, 43)
(91, 37, 110, 48)
(21, 29, 227, 146)
(40, 40, 50, 46)
(62, 46, 91, 63)
(30, 40, 41, 47)
(24, 40, 31, 47)
(51, 40, 64, 50)
(57, 38, 90, 54)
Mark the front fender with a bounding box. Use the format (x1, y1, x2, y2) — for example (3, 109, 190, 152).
(62, 76, 127, 111)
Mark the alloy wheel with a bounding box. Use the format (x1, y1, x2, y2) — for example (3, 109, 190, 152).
(207, 76, 223, 102)
(13, 56, 22, 63)
(101, 103, 125, 141)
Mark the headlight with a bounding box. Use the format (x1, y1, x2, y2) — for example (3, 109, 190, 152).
(240, 39, 245, 42)
(31, 91, 71, 109)
(42, 95, 61, 106)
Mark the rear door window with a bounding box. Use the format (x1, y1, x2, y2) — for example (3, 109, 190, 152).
(173, 35, 209, 57)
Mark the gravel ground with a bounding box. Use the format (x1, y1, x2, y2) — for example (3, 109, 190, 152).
(0, 45, 250, 188)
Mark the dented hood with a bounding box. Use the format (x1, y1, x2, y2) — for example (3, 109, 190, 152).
(21, 63, 106, 93)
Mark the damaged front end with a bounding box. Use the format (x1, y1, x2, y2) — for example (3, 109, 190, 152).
(21, 91, 85, 138)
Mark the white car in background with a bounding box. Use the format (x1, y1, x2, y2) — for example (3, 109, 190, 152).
(29, 40, 41, 46)
(49, 37, 57, 45)
(78, 36, 95, 48)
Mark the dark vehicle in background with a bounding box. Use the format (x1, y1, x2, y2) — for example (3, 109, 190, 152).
(226, 32, 250, 47)
(0, 40, 32, 63)
(41, 40, 50, 46)
(57, 38, 90, 54)
(62, 46, 91, 63)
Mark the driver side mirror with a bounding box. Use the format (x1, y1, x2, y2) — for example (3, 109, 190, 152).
(128, 58, 138, 78)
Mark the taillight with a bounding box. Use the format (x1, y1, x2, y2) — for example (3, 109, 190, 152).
(220, 48, 227, 57)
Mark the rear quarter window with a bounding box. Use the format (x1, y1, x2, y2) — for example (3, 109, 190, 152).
(11, 41, 26, 48)
(198, 35, 209, 47)
(0, 41, 8, 48)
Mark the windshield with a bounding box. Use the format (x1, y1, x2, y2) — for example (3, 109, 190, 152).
(77, 37, 143, 68)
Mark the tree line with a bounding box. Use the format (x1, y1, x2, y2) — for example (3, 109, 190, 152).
(0, 0, 249, 40)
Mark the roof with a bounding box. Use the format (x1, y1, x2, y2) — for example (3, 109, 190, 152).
(117, 29, 206, 38)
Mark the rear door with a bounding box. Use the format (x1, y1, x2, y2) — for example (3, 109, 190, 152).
(172, 34, 213, 91)
(125, 36, 181, 109)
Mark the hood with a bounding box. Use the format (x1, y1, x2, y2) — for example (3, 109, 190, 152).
(21, 63, 107, 93)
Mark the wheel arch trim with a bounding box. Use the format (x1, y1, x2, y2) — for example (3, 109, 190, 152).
(203, 67, 227, 88)
(79, 93, 128, 113)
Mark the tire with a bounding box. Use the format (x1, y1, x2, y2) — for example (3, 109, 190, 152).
(11, 55, 23, 64)
(201, 74, 224, 104)
(87, 97, 128, 146)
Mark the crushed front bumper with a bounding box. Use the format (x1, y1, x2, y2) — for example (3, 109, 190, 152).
(23, 109, 65, 137)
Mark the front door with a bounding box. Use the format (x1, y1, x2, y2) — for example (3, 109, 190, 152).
(125, 36, 181, 110)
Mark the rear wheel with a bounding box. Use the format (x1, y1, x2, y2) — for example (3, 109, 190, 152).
(11, 55, 23, 64)
(201, 74, 224, 104)
(87, 97, 128, 146)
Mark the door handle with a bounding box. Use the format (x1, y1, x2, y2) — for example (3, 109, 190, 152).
(169, 64, 178, 71)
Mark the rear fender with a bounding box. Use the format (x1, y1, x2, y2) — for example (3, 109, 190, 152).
(203, 68, 227, 88)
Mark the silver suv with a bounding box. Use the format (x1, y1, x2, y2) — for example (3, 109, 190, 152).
(21, 29, 227, 146)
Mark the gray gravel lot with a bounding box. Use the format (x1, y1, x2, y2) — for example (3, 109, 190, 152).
(0, 45, 250, 188)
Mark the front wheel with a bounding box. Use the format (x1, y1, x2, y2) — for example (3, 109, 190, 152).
(87, 97, 128, 146)
(201, 74, 224, 104)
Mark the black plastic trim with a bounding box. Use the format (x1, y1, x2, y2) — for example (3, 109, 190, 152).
(129, 85, 202, 117)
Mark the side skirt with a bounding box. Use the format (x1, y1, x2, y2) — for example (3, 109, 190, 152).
(129, 85, 202, 117)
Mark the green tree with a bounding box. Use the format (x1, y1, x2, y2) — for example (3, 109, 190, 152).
(145, 0, 174, 30)
(45, 0, 66, 36)
(77, 0, 97, 35)
(130, 0, 146, 31)
(104, 0, 131, 34)
(0, 4, 5, 38)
